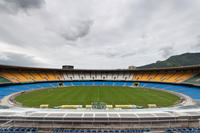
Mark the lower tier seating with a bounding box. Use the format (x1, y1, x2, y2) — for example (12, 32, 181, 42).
(138, 82, 200, 100)
(53, 129, 150, 133)
(0, 81, 200, 102)
(0, 128, 37, 133)
(165, 127, 200, 133)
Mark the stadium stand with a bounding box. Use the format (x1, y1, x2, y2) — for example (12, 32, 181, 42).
(0, 71, 19, 82)
(1, 81, 200, 103)
(84, 81, 93, 86)
(125, 82, 133, 86)
(165, 128, 200, 133)
(138, 82, 200, 100)
(0, 128, 38, 133)
(132, 72, 197, 83)
(72, 81, 84, 86)
(46, 72, 57, 80)
(53, 129, 150, 133)
(94, 81, 103, 86)
(104, 81, 114, 86)
(64, 82, 72, 86)
(0, 65, 200, 132)
(114, 81, 125, 86)
(0, 67, 198, 84)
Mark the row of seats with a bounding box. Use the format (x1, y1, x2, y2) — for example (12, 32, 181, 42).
(0, 71, 64, 83)
(1, 81, 200, 101)
(132, 72, 197, 83)
(165, 127, 200, 132)
(70, 81, 130, 86)
(53, 129, 150, 133)
(0, 128, 37, 133)
(0, 81, 134, 99)
(138, 82, 200, 100)
(0, 71, 133, 83)
(0, 82, 59, 99)
(0, 71, 198, 84)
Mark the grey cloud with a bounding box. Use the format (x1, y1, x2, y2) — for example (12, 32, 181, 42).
(160, 46, 174, 58)
(0, 52, 43, 67)
(61, 20, 93, 41)
(105, 53, 118, 58)
(0, 0, 45, 14)
(0, 0, 200, 69)
(93, 49, 135, 59)
(196, 35, 200, 47)
(91, 47, 121, 58)
(120, 53, 135, 58)
(191, 35, 200, 49)
(91, 50, 119, 58)
(0, 3, 10, 13)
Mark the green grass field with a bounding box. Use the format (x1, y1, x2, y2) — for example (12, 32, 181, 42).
(15, 86, 180, 108)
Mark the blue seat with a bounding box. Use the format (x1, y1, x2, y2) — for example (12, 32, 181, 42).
(114, 82, 125, 86)
(50, 83, 59, 87)
(104, 82, 114, 86)
(32, 128, 38, 132)
(94, 81, 103, 86)
(72, 82, 83, 86)
(84, 82, 93, 86)
(64, 82, 72, 86)
(37, 83, 52, 88)
(125, 82, 133, 86)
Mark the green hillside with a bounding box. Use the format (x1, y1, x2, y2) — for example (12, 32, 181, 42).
(139, 52, 200, 68)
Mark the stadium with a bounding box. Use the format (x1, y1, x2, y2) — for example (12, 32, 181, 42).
(1, 0, 200, 132)
(0, 64, 200, 132)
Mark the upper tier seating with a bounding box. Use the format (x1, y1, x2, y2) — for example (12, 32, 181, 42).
(132, 72, 197, 83)
(0, 71, 64, 83)
(0, 71, 198, 84)
(0, 71, 19, 82)
(62, 73, 133, 81)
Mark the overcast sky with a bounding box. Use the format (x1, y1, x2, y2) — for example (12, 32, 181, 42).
(0, 0, 200, 69)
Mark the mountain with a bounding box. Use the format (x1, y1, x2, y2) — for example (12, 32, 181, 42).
(139, 52, 200, 69)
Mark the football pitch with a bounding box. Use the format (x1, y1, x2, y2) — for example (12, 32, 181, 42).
(15, 86, 180, 108)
